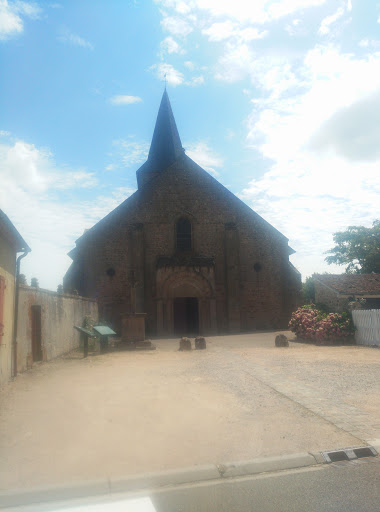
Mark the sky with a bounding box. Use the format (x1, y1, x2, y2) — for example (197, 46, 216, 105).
(0, 0, 379, 290)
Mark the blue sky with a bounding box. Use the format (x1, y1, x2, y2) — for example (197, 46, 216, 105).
(0, 0, 379, 290)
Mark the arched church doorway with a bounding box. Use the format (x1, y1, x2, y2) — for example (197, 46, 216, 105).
(173, 297, 199, 335)
(156, 267, 217, 335)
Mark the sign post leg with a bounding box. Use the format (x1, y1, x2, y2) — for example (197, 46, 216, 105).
(84, 335, 88, 358)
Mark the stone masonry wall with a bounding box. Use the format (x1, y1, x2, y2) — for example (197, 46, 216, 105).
(17, 286, 98, 373)
(314, 281, 348, 312)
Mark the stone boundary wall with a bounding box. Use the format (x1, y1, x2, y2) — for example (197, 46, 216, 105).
(17, 286, 98, 373)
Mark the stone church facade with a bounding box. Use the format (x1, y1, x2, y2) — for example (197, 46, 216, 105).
(64, 91, 301, 336)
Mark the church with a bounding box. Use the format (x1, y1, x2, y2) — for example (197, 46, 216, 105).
(64, 91, 301, 336)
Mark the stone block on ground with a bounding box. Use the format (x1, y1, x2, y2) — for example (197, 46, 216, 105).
(275, 334, 289, 347)
(179, 337, 192, 351)
(195, 337, 206, 350)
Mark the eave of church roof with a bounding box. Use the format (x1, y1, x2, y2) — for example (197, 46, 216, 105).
(69, 93, 292, 255)
(147, 89, 183, 171)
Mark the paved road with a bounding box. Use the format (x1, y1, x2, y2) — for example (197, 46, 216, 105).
(151, 458, 380, 512)
(3, 457, 380, 511)
(197, 341, 380, 442)
(2, 332, 380, 491)
(1, 333, 364, 491)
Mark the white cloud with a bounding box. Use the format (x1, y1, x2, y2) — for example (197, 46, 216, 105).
(358, 38, 380, 49)
(0, 138, 96, 195)
(202, 20, 236, 41)
(157, 0, 327, 24)
(238, 45, 380, 278)
(161, 15, 193, 36)
(0, 6, 22, 40)
(184, 60, 195, 70)
(185, 141, 223, 176)
(150, 62, 204, 87)
(318, 6, 345, 35)
(0, 0, 40, 40)
(285, 18, 308, 37)
(14, 1, 40, 19)
(149, 62, 185, 86)
(238, 27, 268, 41)
(160, 35, 184, 54)
(309, 89, 380, 161)
(0, 135, 115, 290)
(214, 42, 253, 82)
(203, 21, 267, 42)
(58, 27, 93, 49)
(188, 75, 204, 86)
(54, 170, 97, 189)
(109, 95, 142, 105)
(240, 157, 379, 278)
(113, 138, 150, 167)
(0, 140, 48, 192)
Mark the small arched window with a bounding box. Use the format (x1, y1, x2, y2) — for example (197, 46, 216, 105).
(176, 218, 192, 251)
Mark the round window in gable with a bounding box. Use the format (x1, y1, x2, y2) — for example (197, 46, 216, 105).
(106, 268, 115, 278)
(254, 263, 262, 272)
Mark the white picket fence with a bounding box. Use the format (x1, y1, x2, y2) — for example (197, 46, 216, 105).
(352, 309, 380, 346)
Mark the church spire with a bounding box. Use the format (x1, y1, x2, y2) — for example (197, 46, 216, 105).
(136, 90, 184, 189)
(147, 89, 183, 169)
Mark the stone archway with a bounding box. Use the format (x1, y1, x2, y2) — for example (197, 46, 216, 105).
(156, 267, 217, 336)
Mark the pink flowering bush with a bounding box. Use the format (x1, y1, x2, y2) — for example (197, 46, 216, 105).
(288, 305, 319, 340)
(289, 305, 355, 344)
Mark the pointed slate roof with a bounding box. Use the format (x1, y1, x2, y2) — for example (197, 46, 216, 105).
(147, 89, 183, 170)
(69, 90, 291, 253)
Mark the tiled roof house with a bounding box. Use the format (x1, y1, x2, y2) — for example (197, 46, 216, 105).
(314, 274, 380, 311)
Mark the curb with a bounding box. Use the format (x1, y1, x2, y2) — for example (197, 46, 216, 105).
(365, 439, 380, 453)
(0, 451, 342, 509)
(216, 452, 318, 479)
(110, 465, 220, 494)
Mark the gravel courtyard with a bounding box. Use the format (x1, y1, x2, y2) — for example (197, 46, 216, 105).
(1, 332, 379, 491)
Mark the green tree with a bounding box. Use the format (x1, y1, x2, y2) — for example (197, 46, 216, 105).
(18, 274, 27, 285)
(325, 220, 380, 274)
(30, 277, 39, 288)
(302, 276, 315, 304)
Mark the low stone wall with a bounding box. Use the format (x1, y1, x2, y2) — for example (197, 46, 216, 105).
(17, 286, 98, 373)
